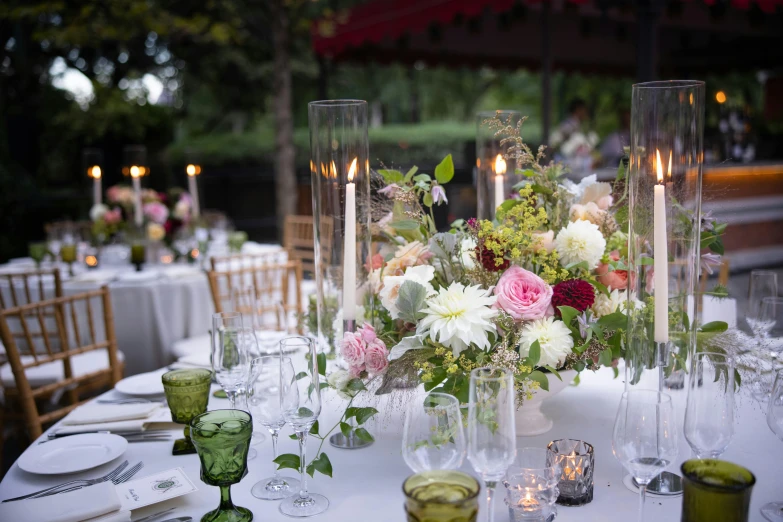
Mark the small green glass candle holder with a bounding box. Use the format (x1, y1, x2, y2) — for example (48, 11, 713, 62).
(681, 459, 756, 522)
(403, 470, 480, 522)
(162, 369, 212, 456)
(29, 242, 49, 268)
(130, 242, 146, 271)
(191, 409, 253, 522)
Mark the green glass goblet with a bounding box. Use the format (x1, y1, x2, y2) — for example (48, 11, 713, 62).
(29, 242, 48, 268)
(162, 369, 212, 455)
(191, 409, 254, 522)
(60, 243, 77, 276)
(130, 242, 146, 271)
(403, 470, 480, 522)
(681, 459, 756, 522)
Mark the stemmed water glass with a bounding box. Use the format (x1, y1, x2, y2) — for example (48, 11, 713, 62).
(612, 390, 678, 522)
(402, 392, 466, 473)
(279, 336, 329, 517)
(748, 270, 778, 337)
(761, 369, 783, 521)
(467, 368, 517, 522)
(211, 312, 249, 409)
(247, 355, 301, 500)
(684, 352, 735, 459)
(760, 297, 783, 340)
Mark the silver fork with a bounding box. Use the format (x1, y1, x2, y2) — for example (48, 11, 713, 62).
(96, 398, 161, 405)
(31, 461, 144, 499)
(1, 460, 128, 503)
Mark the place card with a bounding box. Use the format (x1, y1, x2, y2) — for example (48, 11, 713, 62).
(116, 467, 198, 511)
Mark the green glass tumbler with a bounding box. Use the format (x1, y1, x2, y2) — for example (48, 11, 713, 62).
(403, 470, 480, 522)
(162, 369, 212, 455)
(681, 459, 756, 522)
(191, 409, 254, 522)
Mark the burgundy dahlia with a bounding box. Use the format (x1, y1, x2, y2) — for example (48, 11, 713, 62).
(475, 245, 510, 272)
(552, 279, 595, 314)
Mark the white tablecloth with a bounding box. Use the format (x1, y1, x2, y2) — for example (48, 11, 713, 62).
(0, 367, 780, 521)
(0, 261, 213, 376)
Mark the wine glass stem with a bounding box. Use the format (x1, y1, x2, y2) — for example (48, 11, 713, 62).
(638, 484, 647, 522)
(226, 391, 237, 409)
(485, 481, 496, 522)
(270, 430, 280, 478)
(296, 430, 309, 499)
(219, 485, 235, 512)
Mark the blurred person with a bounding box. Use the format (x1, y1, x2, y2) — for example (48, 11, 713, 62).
(600, 109, 630, 168)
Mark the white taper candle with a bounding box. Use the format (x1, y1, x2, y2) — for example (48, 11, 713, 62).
(343, 158, 358, 321)
(188, 174, 201, 219)
(132, 173, 143, 227)
(653, 149, 669, 343)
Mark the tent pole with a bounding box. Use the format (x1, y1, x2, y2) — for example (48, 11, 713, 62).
(541, 0, 552, 146)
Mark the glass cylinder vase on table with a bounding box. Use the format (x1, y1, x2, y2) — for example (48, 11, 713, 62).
(681, 459, 756, 522)
(247, 355, 300, 500)
(210, 312, 249, 409)
(308, 100, 372, 357)
(402, 393, 466, 474)
(684, 352, 735, 460)
(504, 447, 561, 522)
(747, 270, 778, 337)
(467, 368, 516, 522)
(162, 368, 212, 455)
(279, 336, 329, 517)
(761, 369, 783, 521)
(190, 409, 253, 522)
(612, 390, 679, 522)
(475, 110, 522, 221)
(626, 80, 705, 392)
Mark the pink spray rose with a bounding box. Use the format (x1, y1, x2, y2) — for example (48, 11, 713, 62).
(143, 202, 169, 224)
(364, 339, 389, 375)
(365, 253, 384, 272)
(494, 265, 553, 321)
(358, 323, 377, 343)
(340, 331, 366, 367)
(596, 250, 628, 290)
(103, 208, 123, 225)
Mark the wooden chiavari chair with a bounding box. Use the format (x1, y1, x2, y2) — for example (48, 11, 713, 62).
(0, 286, 123, 439)
(209, 248, 288, 272)
(207, 260, 303, 334)
(44, 220, 92, 241)
(283, 215, 334, 276)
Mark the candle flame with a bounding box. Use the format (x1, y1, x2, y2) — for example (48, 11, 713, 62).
(347, 157, 358, 182)
(494, 154, 507, 176)
(130, 165, 141, 178)
(85, 255, 98, 267)
(330, 160, 337, 179)
(186, 164, 199, 176)
(90, 165, 101, 179)
(668, 151, 672, 180)
(655, 149, 664, 183)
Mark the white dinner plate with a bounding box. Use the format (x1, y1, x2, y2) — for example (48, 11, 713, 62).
(18, 434, 127, 475)
(114, 371, 166, 396)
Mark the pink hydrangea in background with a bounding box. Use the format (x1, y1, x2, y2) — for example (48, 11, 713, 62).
(143, 202, 169, 224)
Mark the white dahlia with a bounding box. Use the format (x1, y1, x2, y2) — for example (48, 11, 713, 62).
(417, 283, 498, 356)
(518, 317, 574, 368)
(555, 219, 607, 268)
(379, 265, 436, 319)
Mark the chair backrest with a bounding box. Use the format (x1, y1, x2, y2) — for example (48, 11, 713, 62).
(207, 260, 303, 333)
(0, 286, 122, 439)
(209, 248, 288, 272)
(283, 215, 333, 275)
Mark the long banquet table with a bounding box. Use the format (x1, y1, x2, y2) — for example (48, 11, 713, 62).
(1, 366, 780, 521)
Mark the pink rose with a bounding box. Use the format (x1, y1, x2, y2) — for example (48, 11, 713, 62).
(340, 332, 366, 367)
(143, 202, 169, 224)
(364, 339, 389, 375)
(494, 265, 553, 321)
(103, 208, 123, 225)
(365, 253, 384, 272)
(348, 364, 365, 379)
(358, 323, 377, 343)
(596, 250, 628, 290)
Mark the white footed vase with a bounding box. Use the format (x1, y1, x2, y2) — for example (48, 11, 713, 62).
(515, 369, 577, 436)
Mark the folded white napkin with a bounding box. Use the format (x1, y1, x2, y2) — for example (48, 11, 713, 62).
(61, 403, 161, 425)
(0, 482, 124, 522)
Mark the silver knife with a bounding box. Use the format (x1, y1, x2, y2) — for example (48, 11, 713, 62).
(47, 430, 169, 439)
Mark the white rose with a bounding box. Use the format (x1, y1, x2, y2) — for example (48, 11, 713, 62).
(90, 203, 109, 221)
(326, 369, 355, 400)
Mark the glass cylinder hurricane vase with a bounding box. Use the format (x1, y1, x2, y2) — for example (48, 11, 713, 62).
(476, 110, 522, 221)
(626, 81, 705, 390)
(308, 100, 372, 355)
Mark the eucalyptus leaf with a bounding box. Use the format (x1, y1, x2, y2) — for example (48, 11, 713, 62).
(397, 280, 429, 324)
(389, 334, 427, 360)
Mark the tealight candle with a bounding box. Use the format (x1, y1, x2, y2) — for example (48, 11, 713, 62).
(547, 439, 594, 506)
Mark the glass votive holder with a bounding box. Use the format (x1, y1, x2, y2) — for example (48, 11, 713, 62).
(546, 439, 594, 506)
(504, 448, 560, 522)
(681, 459, 756, 522)
(403, 470, 480, 522)
(162, 368, 212, 455)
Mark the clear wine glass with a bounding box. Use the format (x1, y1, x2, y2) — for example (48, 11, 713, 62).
(402, 393, 466, 473)
(211, 313, 249, 409)
(612, 390, 678, 522)
(279, 336, 328, 517)
(748, 270, 778, 337)
(760, 297, 783, 340)
(684, 352, 735, 459)
(761, 369, 783, 521)
(247, 355, 300, 500)
(467, 368, 517, 522)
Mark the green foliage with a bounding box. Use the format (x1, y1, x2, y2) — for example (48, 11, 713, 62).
(396, 281, 429, 324)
